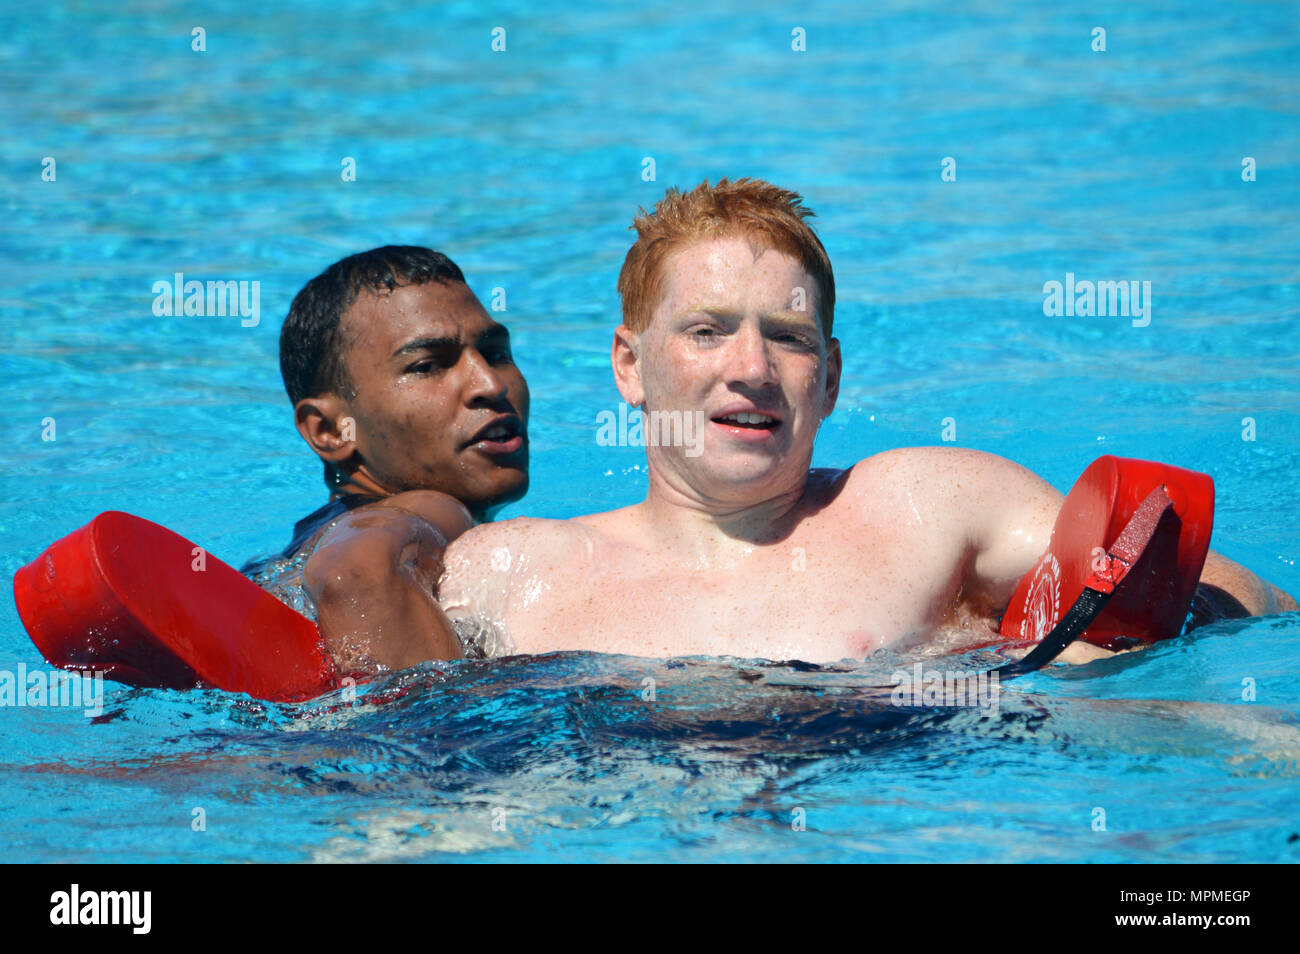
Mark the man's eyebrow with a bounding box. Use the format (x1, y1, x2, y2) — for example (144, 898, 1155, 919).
(391, 335, 459, 358)
(761, 310, 818, 326)
(673, 304, 817, 326)
(674, 304, 739, 321)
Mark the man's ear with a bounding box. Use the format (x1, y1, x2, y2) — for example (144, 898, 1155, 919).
(611, 324, 645, 407)
(294, 395, 356, 467)
(821, 336, 842, 420)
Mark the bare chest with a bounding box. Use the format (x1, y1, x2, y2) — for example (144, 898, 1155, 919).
(500, 519, 969, 662)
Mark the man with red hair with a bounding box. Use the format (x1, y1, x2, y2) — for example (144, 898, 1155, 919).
(429, 178, 1293, 663)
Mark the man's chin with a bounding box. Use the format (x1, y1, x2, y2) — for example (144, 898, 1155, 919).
(686, 463, 800, 501)
(468, 470, 529, 517)
(499, 472, 529, 506)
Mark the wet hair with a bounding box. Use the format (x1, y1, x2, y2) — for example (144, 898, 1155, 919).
(617, 178, 835, 337)
(279, 245, 466, 406)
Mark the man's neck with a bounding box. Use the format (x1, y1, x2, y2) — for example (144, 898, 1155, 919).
(638, 467, 810, 553)
(329, 469, 389, 501)
(329, 472, 489, 524)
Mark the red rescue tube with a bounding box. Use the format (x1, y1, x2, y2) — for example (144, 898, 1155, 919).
(12, 512, 337, 702)
(999, 456, 1214, 651)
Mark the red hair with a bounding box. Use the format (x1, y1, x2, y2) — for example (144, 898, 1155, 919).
(617, 178, 835, 336)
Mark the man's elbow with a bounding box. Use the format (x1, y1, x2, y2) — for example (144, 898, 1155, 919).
(1269, 582, 1298, 613)
(1196, 550, 1298, 619)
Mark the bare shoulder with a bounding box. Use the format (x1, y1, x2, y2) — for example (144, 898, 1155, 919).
(305, 490, 468, 570)
(443, 515, 596, 586)
(372, 490, 475, 542)
(438, 515, 598, 627)
(849, 445, 1037, 481)
(843, 447, 1066, 605)
(837, 447, 1063, 554)
(847, 446, 1060, 503)
(448, 515, 591, 557)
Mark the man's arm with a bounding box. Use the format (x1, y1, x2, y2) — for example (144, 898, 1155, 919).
(1195, 550, 1298, 619)
(944, 449, 1065, 612)
(956, 449, 1297, 629)
(301, 491, 474, 675)
(436, 515, 590, 657)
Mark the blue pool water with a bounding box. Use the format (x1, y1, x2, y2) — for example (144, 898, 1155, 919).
(2, 1, 1298, 862)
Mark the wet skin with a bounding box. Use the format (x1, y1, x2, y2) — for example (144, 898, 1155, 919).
(290, 279, 530, 673)
(294, 279, 529, 518)
(437, 235, 1296, 663)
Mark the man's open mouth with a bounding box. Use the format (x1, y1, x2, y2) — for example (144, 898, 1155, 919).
(466, 416, 526, 455)
(712, 411, 780, 431)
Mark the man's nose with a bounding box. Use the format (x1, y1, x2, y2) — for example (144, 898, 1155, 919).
(725, 322, 777, 388)
(464, 350, 510, 403)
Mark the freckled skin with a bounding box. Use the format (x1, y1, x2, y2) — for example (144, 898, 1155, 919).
(439, 237, 1058, 661)
(438, 236, 1294, 663)
(443, 450, 1062, 661)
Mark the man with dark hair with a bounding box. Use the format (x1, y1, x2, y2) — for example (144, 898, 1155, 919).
(245, 245, 529, 675)
(270, 185, 1290, 676)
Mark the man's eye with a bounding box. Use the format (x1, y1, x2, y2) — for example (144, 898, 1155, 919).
(485, 348, 513, 364)
(406, 356, 452, 374)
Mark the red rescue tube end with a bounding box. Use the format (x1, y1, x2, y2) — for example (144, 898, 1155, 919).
(999, 456, 1214, 651)
(13, 512, 338, 703)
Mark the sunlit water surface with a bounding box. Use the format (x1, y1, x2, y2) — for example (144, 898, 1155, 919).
(1, 1, 1297, 861)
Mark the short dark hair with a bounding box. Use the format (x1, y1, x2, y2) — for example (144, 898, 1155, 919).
(279, 245, 466, 405)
